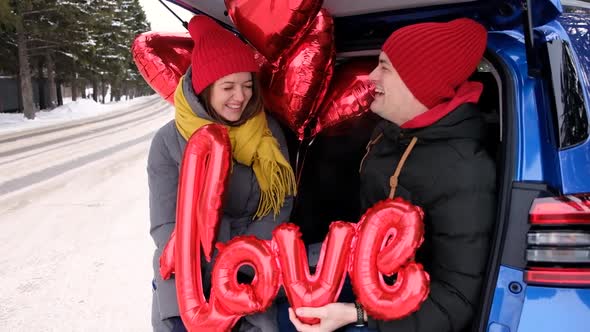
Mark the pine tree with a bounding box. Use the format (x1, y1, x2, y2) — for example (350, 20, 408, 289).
(0, 0, 152, 116)
(0, 0, 17, 76)
(124, 0, 151, 99)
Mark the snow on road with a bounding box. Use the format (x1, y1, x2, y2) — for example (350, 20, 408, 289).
(0, 96, 173, 331)
(0, 96, 157, 136)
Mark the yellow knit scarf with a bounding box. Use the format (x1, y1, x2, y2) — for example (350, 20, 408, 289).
(174, 77, 296, 219)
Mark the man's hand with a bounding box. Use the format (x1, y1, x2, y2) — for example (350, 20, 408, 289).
(288, 303, 357, 332)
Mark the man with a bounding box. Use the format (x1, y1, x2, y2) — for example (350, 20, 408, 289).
(289, 18, 496, 332)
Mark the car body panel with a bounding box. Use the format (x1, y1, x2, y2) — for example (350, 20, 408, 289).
(556, 13, 590, 194)
(488, 32, 557, 186)
(517, 286, 590, 331)
(488, 266, 590, 332)
(487, 266, 527, 332)
(487, 17, 590, 194)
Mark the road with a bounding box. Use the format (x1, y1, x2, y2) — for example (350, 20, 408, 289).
(0, 96, 173, 331)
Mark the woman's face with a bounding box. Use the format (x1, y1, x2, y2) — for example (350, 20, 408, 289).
(209, 72, 253, 122)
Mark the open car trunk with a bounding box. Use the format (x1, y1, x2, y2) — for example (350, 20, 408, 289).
(167, 0, 561, 53)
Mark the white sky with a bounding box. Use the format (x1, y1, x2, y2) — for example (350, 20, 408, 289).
(139, 0, 194, 32)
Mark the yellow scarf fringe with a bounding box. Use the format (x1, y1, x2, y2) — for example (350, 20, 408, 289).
(174, 77, 296, 219)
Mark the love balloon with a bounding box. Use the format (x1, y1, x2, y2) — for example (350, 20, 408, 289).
(160, 126, 430, 331)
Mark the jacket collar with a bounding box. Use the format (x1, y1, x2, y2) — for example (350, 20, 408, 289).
(401, 80, 483, 129)
(182, 66, 213, 121)
(376, 103, 487, 144)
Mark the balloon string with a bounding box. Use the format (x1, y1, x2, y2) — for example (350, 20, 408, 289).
(157, 0, 189, 29)
(290, 136, 314, 222)
(295, 136, 315, 187)
(157, 0, 247, 42)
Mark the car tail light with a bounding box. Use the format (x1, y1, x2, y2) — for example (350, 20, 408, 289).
(525, 268, 590, 286)
(524, 195, 590, 287)
(529, 195, 590, 224)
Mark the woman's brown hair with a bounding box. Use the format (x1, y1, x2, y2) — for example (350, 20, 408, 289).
(198, 73, 264, 126)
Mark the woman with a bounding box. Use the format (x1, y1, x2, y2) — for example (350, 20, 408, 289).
(148, 15, 295, 332)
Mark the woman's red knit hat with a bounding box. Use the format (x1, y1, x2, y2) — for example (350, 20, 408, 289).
(188, 15, 259, 94)
(382, 18, 487, 109)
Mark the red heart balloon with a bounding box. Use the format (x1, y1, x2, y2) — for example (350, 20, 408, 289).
(312, 58, 377, 137)
(132, 32, 193, 104)
(259, 9, 335, 140)
(225, 0, 322, 63)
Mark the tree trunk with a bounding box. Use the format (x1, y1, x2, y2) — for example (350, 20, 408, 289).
(38, 57, 46, 110)
(46, 52, 57, 109)
(16, 14, 35, 119)
(114, 81, 121, 101)
(100, 78, 106, 104)
(92, 76, 98, 102)
(71, 58, 78, 102)
(123, 81, 128, 100)
(82, 81, 87, 98)
(56, 79, 63, 106)
(17, 71, 23, 110)
(71, 76, 78, 102)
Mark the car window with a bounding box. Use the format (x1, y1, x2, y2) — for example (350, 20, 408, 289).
(560, 9, 590, 99)
(550, 11, 590, 148)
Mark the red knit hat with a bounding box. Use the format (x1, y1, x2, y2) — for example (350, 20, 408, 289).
(188, 15, 259, 94)
(382, 18, 487, 109)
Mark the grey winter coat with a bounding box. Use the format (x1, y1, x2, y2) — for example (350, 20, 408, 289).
(148, 68, 293, 331)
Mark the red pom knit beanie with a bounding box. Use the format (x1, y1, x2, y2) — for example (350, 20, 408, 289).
(188, 15, 259, 94)
(382, 18, 487, 109)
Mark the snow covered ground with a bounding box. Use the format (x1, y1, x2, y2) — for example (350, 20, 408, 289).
(0, 95, 173, 331)
(0, 96, 158, 137)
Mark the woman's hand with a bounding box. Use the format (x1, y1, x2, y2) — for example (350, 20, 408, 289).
(288, 303, 357, 332)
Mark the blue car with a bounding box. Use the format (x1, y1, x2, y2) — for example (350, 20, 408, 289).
(164, 0, 590, 330)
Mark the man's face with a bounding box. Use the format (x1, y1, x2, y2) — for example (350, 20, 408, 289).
(368, 52, 424, 125)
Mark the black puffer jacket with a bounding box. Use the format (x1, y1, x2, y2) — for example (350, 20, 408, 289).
(359, 103, 496, 332)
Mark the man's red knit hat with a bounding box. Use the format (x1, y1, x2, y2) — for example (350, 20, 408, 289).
(382, 18, 487, 109)
(188, 15, 259, 94)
